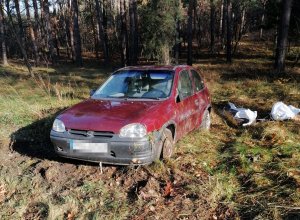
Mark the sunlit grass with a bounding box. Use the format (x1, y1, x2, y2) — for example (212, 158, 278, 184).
(0, 64, 112, 143)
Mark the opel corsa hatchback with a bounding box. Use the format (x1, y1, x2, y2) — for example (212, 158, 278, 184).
(50, 65, 211, 165)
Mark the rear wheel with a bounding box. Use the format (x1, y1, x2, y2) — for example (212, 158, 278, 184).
(161, 129, 174, 159)
(200, 109, 211, 130)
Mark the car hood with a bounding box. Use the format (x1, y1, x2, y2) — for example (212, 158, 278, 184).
(58, 99, 162, 133)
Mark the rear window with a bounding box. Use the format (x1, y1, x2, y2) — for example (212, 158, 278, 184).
(191, 70, 204, 92)
(178, 70, 193, 99)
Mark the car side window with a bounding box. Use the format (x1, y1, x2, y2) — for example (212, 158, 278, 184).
(191, 70, 204, 92)
(178, 70, 193, 100)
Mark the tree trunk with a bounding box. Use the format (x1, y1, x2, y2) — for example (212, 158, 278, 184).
(274, 0, 293, 73)
(259, 1, 266, 40)
(103, 1, 107, 27)
(72, 0, 83, 66)
(233, 6, 246, 55)
(175, 19, 180, 64)
(102, 0, 109, 59)
(69, 19, 75, 61)
(0, 0, 7, 65)
(43, 0, 56, 64)
(219, 0, 223, 39)
(120, 0, 129, 66)
(240, 7, 246, 34)
(13, 0, 23, 37)
(59, 2, 71, 60)
(226, 0, 232, 63)
(161, 44, 170, 65)
(89, 0, 99, 59)
(64, 0, 74, 60)
(32, 0, 41, 60)
(13, 0, 26, 58)
(187, 0, 194, 66)
(221, 0, 226, 49)
(32, 0, 40, 37)
(196, 4, 202, 50)
(210, 0, 216, 54)
(193, 0, 197, 37)
(95, 0, 109, 64)
(53, 9, 60, 59)
(6, 0, 33, 75)
(38, 0, 47, 61)
(129, 0, 138, 65)
(91, 15, 99, 59)
(24, 0, 39, 66)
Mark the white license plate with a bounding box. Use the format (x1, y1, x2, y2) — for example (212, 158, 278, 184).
(70, 140, 108, 153)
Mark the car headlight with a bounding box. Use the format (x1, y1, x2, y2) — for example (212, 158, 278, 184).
(52, 119, 66, 133)
(119, 123, 147, 138)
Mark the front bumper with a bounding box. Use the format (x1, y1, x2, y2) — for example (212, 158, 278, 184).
(50, 130, 161, 165)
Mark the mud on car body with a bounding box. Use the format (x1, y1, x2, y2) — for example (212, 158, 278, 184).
(50, 65, 211, 165)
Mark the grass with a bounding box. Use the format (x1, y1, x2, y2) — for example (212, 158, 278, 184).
(0, 40, 300, 219)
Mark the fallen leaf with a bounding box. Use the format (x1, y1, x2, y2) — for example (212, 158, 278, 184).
(163, 181, 173, 197)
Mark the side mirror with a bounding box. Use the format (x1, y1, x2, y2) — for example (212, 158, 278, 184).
(90, 89, 96, 97)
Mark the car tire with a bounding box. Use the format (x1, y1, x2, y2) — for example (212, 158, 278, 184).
(161, 129, 174, 159)
(200, 109, 211, 130)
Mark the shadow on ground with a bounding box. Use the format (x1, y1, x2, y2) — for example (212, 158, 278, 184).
(10, 108, 99, 167)
(11, 108, 62, 161)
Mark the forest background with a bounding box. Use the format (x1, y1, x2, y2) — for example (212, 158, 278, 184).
(0, 0, 299, 219)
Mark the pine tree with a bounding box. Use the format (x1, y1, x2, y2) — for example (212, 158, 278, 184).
(140, 0, 181, 65)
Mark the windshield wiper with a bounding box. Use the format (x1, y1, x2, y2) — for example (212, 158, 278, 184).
(141, 97, 161, 100)
(125, 96, 139, 99)
(107, 95, 125, 98)
(124, 96, 162, 100)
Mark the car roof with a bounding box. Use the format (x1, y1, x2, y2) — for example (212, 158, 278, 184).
(119, 65, 191, 72)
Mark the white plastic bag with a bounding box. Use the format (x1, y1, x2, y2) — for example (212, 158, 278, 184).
(271, 102, 300, 121)
(228, 102, 257, 126)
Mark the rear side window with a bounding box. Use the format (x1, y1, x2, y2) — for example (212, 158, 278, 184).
(178, 70, 193, 100)
(191, 70, 204, 92)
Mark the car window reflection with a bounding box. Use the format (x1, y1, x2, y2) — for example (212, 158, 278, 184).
(92, 70, 174, 100)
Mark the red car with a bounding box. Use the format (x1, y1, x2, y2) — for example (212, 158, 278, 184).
(50, 65, 211, 165)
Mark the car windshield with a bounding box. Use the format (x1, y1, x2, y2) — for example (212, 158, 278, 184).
(92, 70, 174, 100)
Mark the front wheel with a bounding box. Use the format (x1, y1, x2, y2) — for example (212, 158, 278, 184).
(161, 129, 174, 159)
(200, 109, 211, 130)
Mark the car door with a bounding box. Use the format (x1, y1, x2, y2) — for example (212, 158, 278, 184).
(190, 69, 207, 128)
(175, 69, 194, 139)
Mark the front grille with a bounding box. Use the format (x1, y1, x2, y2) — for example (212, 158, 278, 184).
(68, 129, 114, 138)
